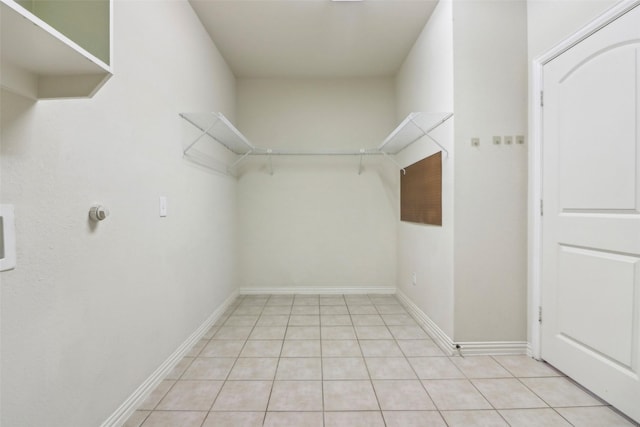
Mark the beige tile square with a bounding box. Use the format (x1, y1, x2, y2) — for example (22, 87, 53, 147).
(203, 326, 219, 339)
(323, 357, 369, 379)
(156, 380, 223, 410)
(200, 340, 244, 357)
(382, 314, 418, 326)
(276, 357, 322, 380)
(123, 410, 149, 427)
(450, 356, 513, 378)
(555, 406, 637, 427)
(263, 412, 323, 427)
(281, 339, 321, 357)
(202, 412, 264, 427)
(355, 326, 393, 339)
(408, 357, 465, 379)
(138, 380, 175, 410)
(289, 315, 320, 326)
(322, 340, 362, 357)
(181, 357, 235, 380)
(321, 314, 353, 326)
(213, 326, 253, 340)
(373, 380, 436, 410)
(344, 295, 372, 304)
(359, 340, 404, 357)
(375, 304, 407, 314)
(320, 305, 349, 315)
(388, 325, 429, 340)
(320, 295, 346, 305)
(224, 315, 259, 326)
(291, 305, 320, 315)
(323, 380, 380, 411)
(383, 411, 447, 427)
(370, 295, 398, 304)
(472, 379, 547, 409)
(257, 314, 289, 326)
(242, 295, 269, 305)
(352, 315, 385, 326)
(248, 326, 286, 340)
(441, 410, 509, 427)
(347, 305, 378, 315)
(228, 357, 278, 380)
(322, 326, 357, 340)
(492, 355, 563, 378)
(140, 411, 206, 427)
(266, 296, 294, 306)
(324, 411, 385, 427)
(422, 379, 492, 410)
(268, 380, 323, 411)
(165, 357, 193, 380)
(293, 295, 319, 305)
(366, 357, 417, 379)
(285, 326, 320, 340)
(186, 339, 208, 357)
(262, 305, 292, 315)
(233, 305, 264, 315)
(520, 377, 605, 407)
(211, 380, 272, 411)
(397, 340, 445, 357)
(499, 408, 572, 426)
(239, 340, 283, 357)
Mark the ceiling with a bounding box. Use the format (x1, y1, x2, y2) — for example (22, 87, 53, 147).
(188, 0, 439, 78)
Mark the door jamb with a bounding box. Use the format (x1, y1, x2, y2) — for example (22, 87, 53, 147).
(529, 0, 640, 360)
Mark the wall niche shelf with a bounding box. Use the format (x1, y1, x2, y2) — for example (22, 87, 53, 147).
(0, 0, 112, 99)
(180, 111, 453, 175)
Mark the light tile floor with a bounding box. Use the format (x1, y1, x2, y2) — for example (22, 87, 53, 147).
(124, 294, 638, 427)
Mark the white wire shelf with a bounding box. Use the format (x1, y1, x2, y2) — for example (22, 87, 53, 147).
(378, 112, 453, 155)
(179, 111, 453, 175)
(180, 112, 255, 155)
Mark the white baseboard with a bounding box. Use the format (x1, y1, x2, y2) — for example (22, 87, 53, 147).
(395, 289, 455, 356)
(239, 286, 396, 295)
(454, 341, 529, 356)
(100, 290, 239, 427)
(396, 289, 529, 357)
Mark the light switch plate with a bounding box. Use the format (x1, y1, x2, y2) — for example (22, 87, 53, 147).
(493, 136, 502, 145)
(159, 197, 167, 217)
(504, 136, 513, 145)
(471, 138, 480, 147)
(516, 135, 525, 144)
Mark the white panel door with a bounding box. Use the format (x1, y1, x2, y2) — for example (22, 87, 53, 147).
(542, 5, 640, 422)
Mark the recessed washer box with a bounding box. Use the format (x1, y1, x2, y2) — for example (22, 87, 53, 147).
(0, 204, 16, 271)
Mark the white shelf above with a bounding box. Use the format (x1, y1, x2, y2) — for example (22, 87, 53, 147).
(180, 112, 255, 155)
(378, 112, 453, 155)
(0, 0, 112, 99)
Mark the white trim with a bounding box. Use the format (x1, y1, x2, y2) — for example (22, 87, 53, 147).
(395, 290, 454, 356)
(397, 290, 528, 357)
(529, 0, 640, 360)
(454, 341, 529, 356)
(238, 286, 396, 295)
(99, 290, 239, 427)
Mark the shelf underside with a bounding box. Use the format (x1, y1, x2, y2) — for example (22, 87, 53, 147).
(0, 0, 112, 99)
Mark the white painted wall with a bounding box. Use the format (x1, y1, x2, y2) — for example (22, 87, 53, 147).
(0, 1, 237, 425)
(236, 78, 397, 291)
(395, 0, 455, 338)
(452, 0, 528, 342)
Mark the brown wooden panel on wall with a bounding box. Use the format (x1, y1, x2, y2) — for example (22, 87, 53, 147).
(401, 151, 442, 225)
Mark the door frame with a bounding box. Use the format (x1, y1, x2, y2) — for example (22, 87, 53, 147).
(529, 0, 640, 360)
